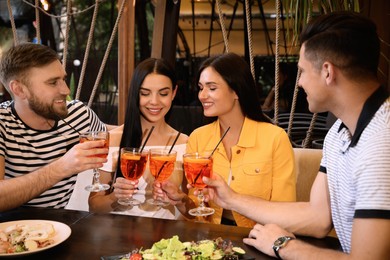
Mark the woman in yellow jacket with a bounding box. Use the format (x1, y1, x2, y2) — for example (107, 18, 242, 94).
(154, 53, 296, 228)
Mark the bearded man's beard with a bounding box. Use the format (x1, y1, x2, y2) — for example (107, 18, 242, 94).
(28, 94, 68, 120)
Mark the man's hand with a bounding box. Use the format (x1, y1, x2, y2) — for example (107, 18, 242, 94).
(53, 140, 108, 179)
(200, 173, 236, 210)
(244, 223, 295, 258)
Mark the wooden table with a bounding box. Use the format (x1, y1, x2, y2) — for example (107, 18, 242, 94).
(0, 207, 341, 259)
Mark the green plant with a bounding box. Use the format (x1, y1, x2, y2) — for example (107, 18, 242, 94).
(282, 0, 360, 51)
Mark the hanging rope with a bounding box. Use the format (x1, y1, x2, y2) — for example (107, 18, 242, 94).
(244, 0, 255, 81)
(216, 0, 229, 53)
(75, 0, 100, 100)
(303, 112, 318, 148)
(22, 0, 105, 18)
(34, 0, 41, 44)
(286, 0, 304, 140)
(87, 0, 127, 107)
(7, 0, 18, 45)
(287, 69, 300, 136)
(306, 0, 313, 23)
(273, 0, 281, 125)
(62, 0, 73, 70)
(301, 0, 319, 148)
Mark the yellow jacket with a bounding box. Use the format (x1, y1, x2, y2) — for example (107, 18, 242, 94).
(187, 117, 296, 227)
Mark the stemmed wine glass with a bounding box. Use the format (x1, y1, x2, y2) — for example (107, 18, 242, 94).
(183, 152, 215, 216)
(79, 131, 110, 192)
(147, 148, 177, 206)
(118, 147, 149, 206)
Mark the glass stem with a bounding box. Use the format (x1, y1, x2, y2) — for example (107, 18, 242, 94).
(198, 190, 205, 209)
(92, 168, 100, 185)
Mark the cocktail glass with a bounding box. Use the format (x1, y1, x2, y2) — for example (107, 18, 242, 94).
(147, 148, 177, 206)
(118, 147, 149, 206)
(79, 131, 110, 192)
(183, 152, 215, 216)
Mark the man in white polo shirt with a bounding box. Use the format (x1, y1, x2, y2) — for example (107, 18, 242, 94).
(200, 11, 390, 259)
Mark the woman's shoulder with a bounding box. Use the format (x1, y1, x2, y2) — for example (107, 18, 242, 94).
(247, 119, 288, 138)
(109, 124, 124, 146)
(168, 124, 188, 145)
(190, 121, 217, 136)
(177, 132, 188, 144)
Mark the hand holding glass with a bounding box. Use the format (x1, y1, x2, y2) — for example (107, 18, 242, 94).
(118, 148, 149, 206)
(183, 152, 215, 216)
(79, 131, 110, 192)
(147, 149, 177, 206)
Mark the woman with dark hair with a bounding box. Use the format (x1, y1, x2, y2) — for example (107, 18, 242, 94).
(89, 58, 188, 219)
(155, 53, 296, 227)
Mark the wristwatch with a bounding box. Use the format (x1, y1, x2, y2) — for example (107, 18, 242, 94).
(272, 236, 295, 259)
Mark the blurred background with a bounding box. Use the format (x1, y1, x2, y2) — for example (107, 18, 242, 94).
(0, 0, 388, 146)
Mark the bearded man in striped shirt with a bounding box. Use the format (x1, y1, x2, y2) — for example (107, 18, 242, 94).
(0, 43, 109, 211)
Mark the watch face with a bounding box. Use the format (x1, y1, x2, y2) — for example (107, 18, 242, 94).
(274, 236, 291, 247)
(275, 237, 286, 246)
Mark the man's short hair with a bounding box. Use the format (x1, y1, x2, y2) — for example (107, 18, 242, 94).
(300, 11, 379, 80)
(0, 43, 60, 90)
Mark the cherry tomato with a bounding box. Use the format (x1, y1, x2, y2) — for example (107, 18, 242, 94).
(129, 253, 142, 260)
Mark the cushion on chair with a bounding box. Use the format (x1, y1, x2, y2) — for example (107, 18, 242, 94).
(293, 148, 338, 238)
(293, 148, 323, 202)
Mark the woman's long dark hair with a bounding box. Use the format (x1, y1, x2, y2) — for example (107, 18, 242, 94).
(196, 52, 271, 123)
(115, 58, 177, 178)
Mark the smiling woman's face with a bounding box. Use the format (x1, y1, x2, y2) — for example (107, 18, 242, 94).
(139, 73, 176, 123)
(197, 67, 238, 118)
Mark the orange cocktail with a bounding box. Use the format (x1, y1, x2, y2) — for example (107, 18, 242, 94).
(183, 156, 213, 189)
(121, 150, 148, 181)
(79, 131, 110, 192)
(79, 132, 109, 158)
(118, 147, 149, 206)
(148, 149, 177, 206)
(183, 152, 215, 217)
(149, 150, 177, 182)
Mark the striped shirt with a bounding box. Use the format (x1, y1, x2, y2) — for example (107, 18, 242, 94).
(320, 87, 390, 253)
(0, 100, 106, 208)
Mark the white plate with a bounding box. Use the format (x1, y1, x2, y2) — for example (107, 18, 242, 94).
(0, 219, 71, 257)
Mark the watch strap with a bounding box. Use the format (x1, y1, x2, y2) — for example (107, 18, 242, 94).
(273, 236, 294, 259)
(274, 247, 283, 260)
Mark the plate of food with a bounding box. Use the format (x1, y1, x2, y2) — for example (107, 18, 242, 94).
(0, 219, 71, 257)
(101, 235, 253, 260)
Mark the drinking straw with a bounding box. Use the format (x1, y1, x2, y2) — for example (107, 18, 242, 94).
(59, 117, 81, 135)
(193, 126, 230, 184)
(156, 131, 181, 179)
(140, 126, 155, 152)
(168, 131, 181, 154)
(208, 126, 230, 158)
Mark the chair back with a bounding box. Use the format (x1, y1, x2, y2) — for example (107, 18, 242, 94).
(293, 148, 322, 202)
(293, 148, 338, 238)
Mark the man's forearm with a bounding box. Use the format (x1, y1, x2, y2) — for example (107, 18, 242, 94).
(229, 193, 331, 237)
(277, 239, 350, 260)
(0, 163, 65, 212)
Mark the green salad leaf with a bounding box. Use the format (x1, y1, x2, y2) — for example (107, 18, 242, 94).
(132, 236, 245, 260)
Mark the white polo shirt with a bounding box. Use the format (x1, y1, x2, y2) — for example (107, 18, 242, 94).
(320, 87, 390, 253)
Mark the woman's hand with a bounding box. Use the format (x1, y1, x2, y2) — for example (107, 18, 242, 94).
(155, 180, 197, 219)
(112, 177, 139, 199)
(153, 181, 186, 206)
